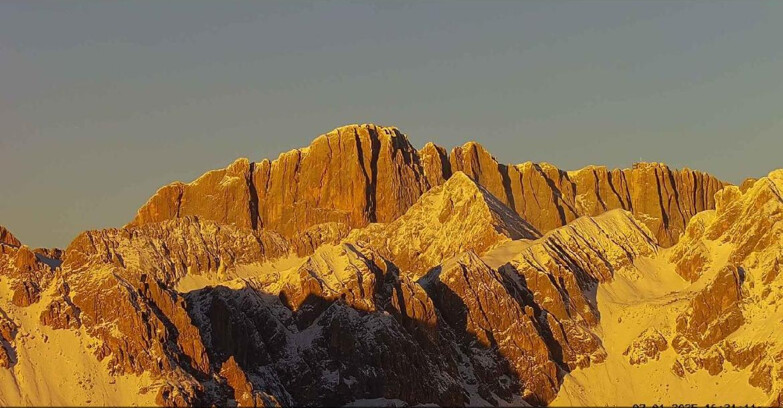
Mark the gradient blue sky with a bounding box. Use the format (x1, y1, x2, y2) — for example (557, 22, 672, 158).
(2, 1, 782, 248)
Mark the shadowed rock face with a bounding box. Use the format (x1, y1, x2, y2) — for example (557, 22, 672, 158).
(426, 251, 559, 404)
(0, 124, 757, 407)
(129, 124, 727, 251)
(499, 210, 656, 372)
(184, 245, 469, 407)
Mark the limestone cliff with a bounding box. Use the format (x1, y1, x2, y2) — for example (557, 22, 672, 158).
(348, 171, 540, 278)
(130, 124, 431, 241)
(3, 124, 770, 408)
(447, 141, 726, 246)
(0, 189, 669, 406)
(664, 170, 783, 404)
(553, 170, 783, 406)
(130, 124, 726, 250)
(0, 227, 20, 248)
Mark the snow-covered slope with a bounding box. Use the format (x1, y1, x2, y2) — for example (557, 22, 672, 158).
(4, 127, 780, 407)
(553, 170, 783, 406)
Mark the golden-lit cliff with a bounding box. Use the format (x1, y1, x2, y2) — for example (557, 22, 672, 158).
(4, 124, 779, 407)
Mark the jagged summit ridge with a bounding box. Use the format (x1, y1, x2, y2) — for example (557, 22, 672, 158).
(447, 140, 727, 246)
(0, 172, 671, 406)
(2, 123, 760, 407)
(130, 124, 727, 251)
(131, 124, 430, 240)
(348, 171, 540, 277)
(671, 168, 783, 281)
(0, 227, 21, 248)
(552, 169, 783, 406)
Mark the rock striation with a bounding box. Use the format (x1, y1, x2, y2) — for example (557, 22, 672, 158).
(130, 124, 431, 242)
(499, 210, 657, 371)
(447, 142, 726, 246)
(550, 169, 783, 406)
(1, 180, 665, 406)
(2, 124, 768, 407)
(0, 227, 62, 308)
(426, 251, 559, 404)
(0, 227, 20, 248)
(130, 124, 727, 251)
(661, 170, 783, 404)
(348, 171, 540, 278)
(64, 217, 290, 286)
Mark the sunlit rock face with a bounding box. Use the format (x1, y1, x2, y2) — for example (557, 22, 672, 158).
(130, 124, 726, 251)
(348, 171, 540, 278)
(12, 124, 783, 408)
(447, 142, 726, 247)
(663, 171, 783, 405)
(130, 124, 431, 242)
(552, 170, 783, 407)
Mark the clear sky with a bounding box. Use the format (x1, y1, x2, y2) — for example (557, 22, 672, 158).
(2, 1, 782, 248)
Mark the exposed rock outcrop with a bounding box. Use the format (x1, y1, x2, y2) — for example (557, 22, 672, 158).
(0, 226, 62, 307)
(130, 124, 726, 252)
(130, 125, 431, 242)
(447, 142, 726, 246)
(740, 177, 758, 193)
(0, 226, 63, 377)
(21, 186, 658, 406)
(348, 171, 540, 278)
(675, 265, 745, 348)
(64, 217, 290, 287)
(0, 308, 17, 368)
(624, 328, 668, 365)
(662, 171, 783, 404)
(426, 251, 558, 404)
(418, 142, 452, 188)
(3, 125, 764, 407)
(185, 245, 468, 407)
(501, 210, 657, 370)
(0, 226, 21, 247)
(220, 356, 279, 407)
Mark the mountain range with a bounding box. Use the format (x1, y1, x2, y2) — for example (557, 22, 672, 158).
(1, 124, 780, 407)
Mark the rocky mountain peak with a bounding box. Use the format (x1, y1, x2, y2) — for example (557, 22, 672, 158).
(348, 170, 539, 277)
(671, 168, 783, 281)
(418, 141, 452, 187)
(130, 123, 430, 241)
(127, 125, 727, 264)
(0, 226, 20, 247)
(2, 123, 758, 407)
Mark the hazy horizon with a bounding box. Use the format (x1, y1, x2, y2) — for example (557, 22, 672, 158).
(2, 0, 783, 248)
